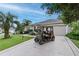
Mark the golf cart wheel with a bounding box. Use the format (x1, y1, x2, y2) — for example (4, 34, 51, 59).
(39, 41, 44, 45)
(51, 36, 55, 41)
(34, 38, 39, 42)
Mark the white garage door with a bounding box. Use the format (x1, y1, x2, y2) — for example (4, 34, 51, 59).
(53, 25, 66, 36)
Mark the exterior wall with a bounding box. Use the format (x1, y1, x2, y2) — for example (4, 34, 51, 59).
(9, 28, 15, 33)
(24, 26, 31, 31)
(24, 26, 34, 31)
(0, 28, 2, 33)
(24, 26, 28, 31)
(66, 25, 72, 34)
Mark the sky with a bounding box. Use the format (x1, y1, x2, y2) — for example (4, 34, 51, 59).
(0, 3, 59, 24)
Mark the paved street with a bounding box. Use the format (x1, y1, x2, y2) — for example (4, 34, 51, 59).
(0, 36, 79, 56)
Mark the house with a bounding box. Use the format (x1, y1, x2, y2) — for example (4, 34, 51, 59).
(32, 19, 70, 36)
(9, 27, 16, 34)
(0, 27, 16, 34)
(0, 28, 2, 33)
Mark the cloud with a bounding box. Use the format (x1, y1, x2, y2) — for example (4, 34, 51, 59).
(0, 4, 46, 15)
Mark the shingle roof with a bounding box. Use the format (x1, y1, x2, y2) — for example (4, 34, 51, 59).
(33, 19, 64, 26)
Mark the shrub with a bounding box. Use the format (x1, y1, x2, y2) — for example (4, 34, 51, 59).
(66, 32, 79, 40)
(70, 21, 79, 36)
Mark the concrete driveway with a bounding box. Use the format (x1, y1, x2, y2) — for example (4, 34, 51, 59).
(0, 36, 79, 56)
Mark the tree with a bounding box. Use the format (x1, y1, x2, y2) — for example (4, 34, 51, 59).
(22, 19, 32, 33)
(14, 21, 21, 34)
(22, 19, 32, 26)
(0, 12, 19, 38)
(16, 23, 24, 34)
(41, 3, 79, 24)
(70, 21, 79, 35)
(15, 19, 32, 34)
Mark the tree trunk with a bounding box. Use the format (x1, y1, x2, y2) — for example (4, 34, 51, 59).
(4, 29, 10, 39)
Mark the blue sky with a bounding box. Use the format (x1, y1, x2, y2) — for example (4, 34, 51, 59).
(0, 3, 59, 24)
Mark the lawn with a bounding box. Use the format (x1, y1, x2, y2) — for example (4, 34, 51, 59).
(0, 34, 33, 51)
(66, 33, 79, 48)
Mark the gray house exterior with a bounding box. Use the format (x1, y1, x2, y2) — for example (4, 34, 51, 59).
(32, 19, 69, 36)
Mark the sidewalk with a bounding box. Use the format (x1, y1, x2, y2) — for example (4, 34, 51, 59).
(0, 36, 79, 56)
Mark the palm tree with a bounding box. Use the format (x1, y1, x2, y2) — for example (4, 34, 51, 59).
(23, 19, 32, 26)
(15, 19, 32, 34)
(23, 19, 32, 29)
(15, 22, 24, 34)
(22, 19, 32, 33)
(0, 12, 19, 38)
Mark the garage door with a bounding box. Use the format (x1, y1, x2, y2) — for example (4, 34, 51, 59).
(53, 25, 66, 36)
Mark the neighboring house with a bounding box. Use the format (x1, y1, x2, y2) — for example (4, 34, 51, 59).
(9, 27, 16, 34)
(0, 28, 2, 33)
(24, 26, 32, 32)
(0, 28, 15, 34)
(32, 19, 70, 36)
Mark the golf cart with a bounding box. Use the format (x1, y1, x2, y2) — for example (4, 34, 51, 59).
(34, 25, 55, 45)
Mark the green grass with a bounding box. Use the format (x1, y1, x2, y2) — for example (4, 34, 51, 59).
(66, 33, 79, 48)
(0, 34, 33, 51)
